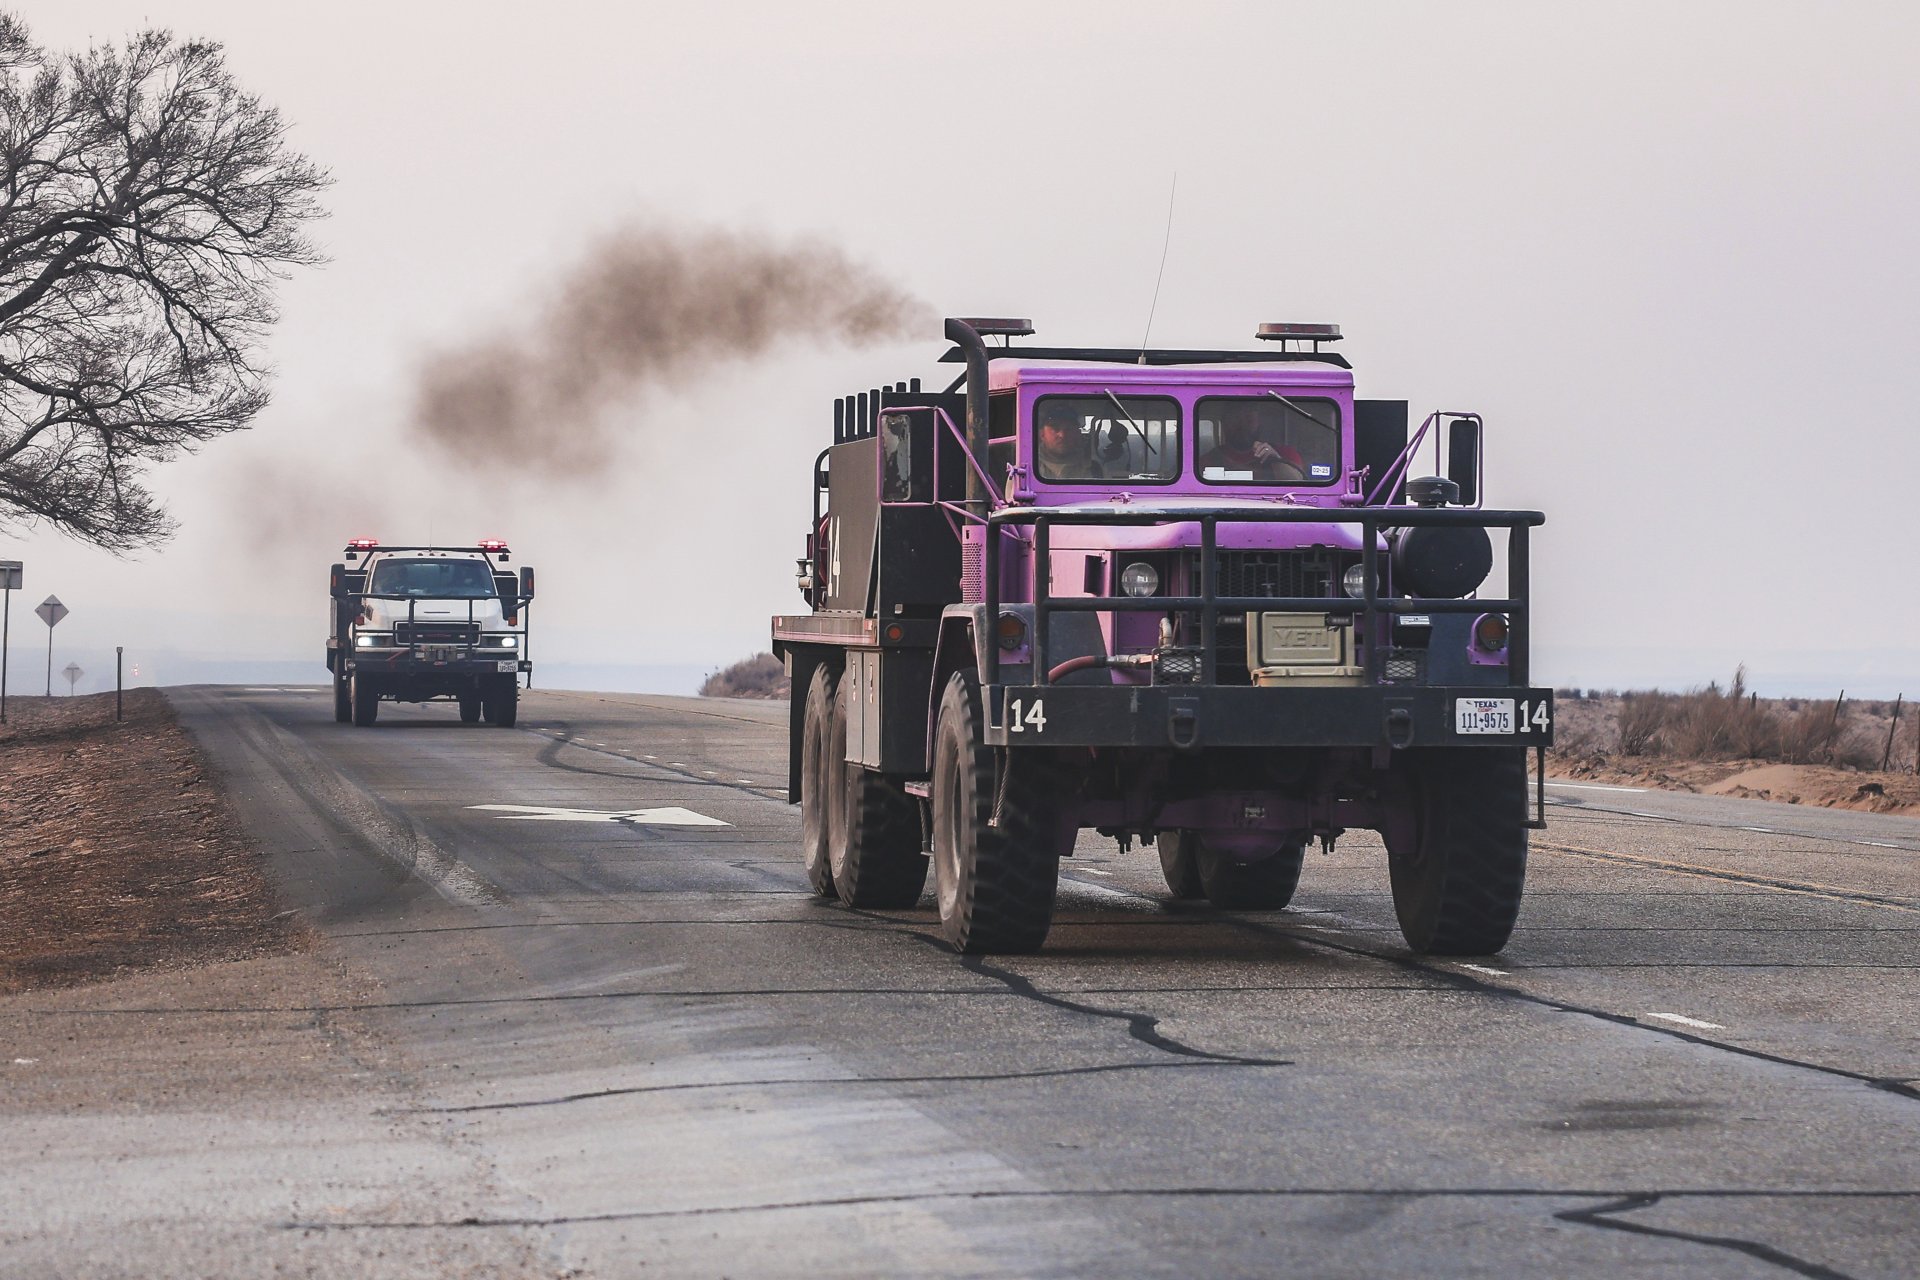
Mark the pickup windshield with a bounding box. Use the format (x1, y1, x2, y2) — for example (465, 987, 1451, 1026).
(367, 558, 497, 598)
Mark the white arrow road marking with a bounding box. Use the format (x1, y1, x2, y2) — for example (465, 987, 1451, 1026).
(1644, 1011, 1725, 1031)
(469, 804, 729, 826)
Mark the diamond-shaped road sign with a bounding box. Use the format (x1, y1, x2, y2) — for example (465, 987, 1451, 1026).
(36, 595, 66, 628)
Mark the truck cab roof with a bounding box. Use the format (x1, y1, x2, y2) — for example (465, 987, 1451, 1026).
(986, 358, 1353, 393)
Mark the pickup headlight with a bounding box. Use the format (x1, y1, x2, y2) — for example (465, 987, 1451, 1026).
(355, 633, 390, 648)
(484, 635, 518, 648)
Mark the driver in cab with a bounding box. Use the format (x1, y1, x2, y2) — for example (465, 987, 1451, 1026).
(1035, 402, 1104, 482)
(1201, 402, 1305, 482)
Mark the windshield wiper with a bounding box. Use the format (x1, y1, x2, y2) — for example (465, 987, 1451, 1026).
(1265, 390, 1335, 432)
(1101, 389, 1157, 459)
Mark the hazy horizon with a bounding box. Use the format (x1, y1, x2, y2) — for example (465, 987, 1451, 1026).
(7, 1, 1919, 701)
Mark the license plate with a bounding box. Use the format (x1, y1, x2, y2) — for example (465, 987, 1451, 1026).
(497, 660, 518, 673)
(1455, 697, 1515, 735)
(423, 644, 455, 663)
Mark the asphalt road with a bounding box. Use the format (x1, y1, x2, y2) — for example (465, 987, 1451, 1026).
(33, 685, 1920, 1277)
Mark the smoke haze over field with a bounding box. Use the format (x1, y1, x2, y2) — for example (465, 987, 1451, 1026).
(409, 225, 933, 479)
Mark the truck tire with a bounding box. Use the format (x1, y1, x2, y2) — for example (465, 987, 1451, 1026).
(350, 673, 378, 726)
(333, 671, 352, 724)
(798, 664, 838, 898)
(1157, 830, 1205, 899)
(829, 676, 928, 907)
(1197, 840, 1305, 910)
(484, 677, 518, 727)
(1385, 747, 1528, 955)
(459, 693, 481, 723)
(930, 671, 1060, 954)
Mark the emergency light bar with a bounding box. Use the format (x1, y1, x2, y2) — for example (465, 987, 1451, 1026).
(477, 539, 509, 551)
(1256, 323, 1342, 342)
(957, 317, 1035, 338)
(346, 537, 380, 549)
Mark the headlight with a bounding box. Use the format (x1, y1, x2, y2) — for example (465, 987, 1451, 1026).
(1120, 562, 1159, 598)
(489, 635, 518, 648)
(1343, 565, 1368, 599)
(355, 633, 386, 648)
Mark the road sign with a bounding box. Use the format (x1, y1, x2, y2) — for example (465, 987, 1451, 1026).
(0, 561, 14, 722)
(62, 662, 83, 695)
(38, 595, 65, 696)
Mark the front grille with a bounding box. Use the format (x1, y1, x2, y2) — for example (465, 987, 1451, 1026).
(1186, 550, 1355, 684)
(1192, 549, 1349, 600)
(395, 622, 480, 647)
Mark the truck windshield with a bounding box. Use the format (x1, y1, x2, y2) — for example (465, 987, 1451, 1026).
(367, 558, 497, 598)
(1195, 395, 1341, 486)
(1032, 394, 1181, 484)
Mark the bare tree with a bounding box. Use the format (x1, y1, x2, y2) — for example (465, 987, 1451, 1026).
(0, 13, 327, 550)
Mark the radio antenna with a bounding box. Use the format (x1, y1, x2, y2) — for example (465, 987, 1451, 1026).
(1137, 172, 1178, 361)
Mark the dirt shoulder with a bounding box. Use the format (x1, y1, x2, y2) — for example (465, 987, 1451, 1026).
(1550, 753, 1920, 817)
(0, 689, 305, 994)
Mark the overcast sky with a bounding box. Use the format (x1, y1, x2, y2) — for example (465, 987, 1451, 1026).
(9, 1, 1920, 697)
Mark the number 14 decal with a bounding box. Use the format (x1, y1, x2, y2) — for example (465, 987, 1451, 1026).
(1008, 697, 1048, 733)
(1517, 700, 1552, 731)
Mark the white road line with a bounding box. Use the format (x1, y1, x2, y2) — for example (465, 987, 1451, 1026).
(1548, 782, 1646, 793)
(469, 803, 729, 827)
(1643, 1011, 1725, 1031)
(1738, 826, 1778, 834)
(737, 779, 757, 785)
(669, 762, 687, 768)
(643, 754, 657, 759)
(1080, 867, 1114, 876)
(1456, 963, 1508, 977)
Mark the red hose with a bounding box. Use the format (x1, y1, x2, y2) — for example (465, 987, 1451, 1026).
(1047, 655, 1107, 682)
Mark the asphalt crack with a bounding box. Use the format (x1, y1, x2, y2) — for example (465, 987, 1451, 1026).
(1555, 1193, 1857, 1279)
(956, 951, 1291, 1066)
(277, 1186, 1919, 1233)
(402, 1059, 1274, 1115)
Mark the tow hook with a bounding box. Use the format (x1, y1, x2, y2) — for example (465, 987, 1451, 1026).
(1385, 705, 1415, 749)
(1169, 698, 1201, 751)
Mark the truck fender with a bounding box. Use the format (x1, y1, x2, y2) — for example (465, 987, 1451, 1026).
(777, 642, 841, 804)
(927, 605, 989, 760)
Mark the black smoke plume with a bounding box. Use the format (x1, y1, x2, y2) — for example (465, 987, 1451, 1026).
(409, 225, 932, 478)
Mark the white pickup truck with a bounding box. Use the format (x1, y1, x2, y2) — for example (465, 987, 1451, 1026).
(326, 539, 534, 727)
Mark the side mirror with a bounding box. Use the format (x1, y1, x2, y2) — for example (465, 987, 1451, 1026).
(518, 565, 536, 601)
(329, 563, 347, 599)
(1446, 417, 1481, 506)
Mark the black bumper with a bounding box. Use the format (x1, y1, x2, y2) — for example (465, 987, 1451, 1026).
(345, 653, 529, 677)
(984, 683, 1554, 750)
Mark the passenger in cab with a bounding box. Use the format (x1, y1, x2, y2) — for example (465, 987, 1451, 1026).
(1199, 401, 1305, 482)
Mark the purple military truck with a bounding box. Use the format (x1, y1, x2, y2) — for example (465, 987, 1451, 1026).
(772, 318, 1550, 956)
